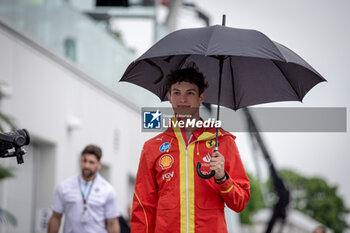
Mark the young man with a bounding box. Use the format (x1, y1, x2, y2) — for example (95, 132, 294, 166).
(131, 67, 250, 233)
(48, 145, 121, 233)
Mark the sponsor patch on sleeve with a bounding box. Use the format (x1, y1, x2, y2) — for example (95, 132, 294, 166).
(159, 154, 174, 169)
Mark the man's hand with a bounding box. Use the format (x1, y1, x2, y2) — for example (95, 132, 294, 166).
(209, 151, 226, 180)
(47, 211, 62, 233)
(106, 217, 120, 233)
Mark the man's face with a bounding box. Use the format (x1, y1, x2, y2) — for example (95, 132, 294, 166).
(167, 81, 205, 117)
(80, 153, 101, 180)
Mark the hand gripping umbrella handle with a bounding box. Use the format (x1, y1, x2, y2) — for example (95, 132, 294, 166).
(196, 42, 224, 179)
(196, 146, 219, 179)
(196, 163, 215, 179)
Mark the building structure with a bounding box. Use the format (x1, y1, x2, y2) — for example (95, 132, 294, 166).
(0, 1, 151, 232)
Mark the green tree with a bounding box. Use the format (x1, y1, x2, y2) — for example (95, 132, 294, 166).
(0, 84, 17, 226)
(279, 169, 349, 233)
(240, 172, 265, 224)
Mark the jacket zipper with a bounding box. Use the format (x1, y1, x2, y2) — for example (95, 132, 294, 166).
(179, 133, 192, 233)
(179, 133, 216, 233)
(185, 135, 192, 233)
(185, 146, 189, 233)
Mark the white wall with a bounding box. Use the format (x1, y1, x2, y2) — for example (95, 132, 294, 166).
(0, 22, 147, 232)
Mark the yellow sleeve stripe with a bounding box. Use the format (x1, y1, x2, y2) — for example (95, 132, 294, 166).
(221, 184, 234, 194)
(134, 192, 148, 233)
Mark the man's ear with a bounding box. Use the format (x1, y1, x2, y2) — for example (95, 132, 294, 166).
(167, 92, 172, 104)
(98, 161, 102, 170)
(199, 92, 205, 104)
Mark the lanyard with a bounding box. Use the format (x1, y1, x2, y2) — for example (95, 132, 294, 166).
(78, 176, 95, 210)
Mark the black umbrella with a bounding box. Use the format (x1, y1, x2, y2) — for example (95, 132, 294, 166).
(120, 16, 326, 178)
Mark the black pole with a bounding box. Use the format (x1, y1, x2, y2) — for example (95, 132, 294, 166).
(243, 108, 290, 233)
(214, 14, 226, 152)
(215, 14, 226, 148)
(197, 14, 226, 179)
(215, 57, 224, 150)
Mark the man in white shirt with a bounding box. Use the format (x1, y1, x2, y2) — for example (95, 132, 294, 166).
(48, 144, 120, 233)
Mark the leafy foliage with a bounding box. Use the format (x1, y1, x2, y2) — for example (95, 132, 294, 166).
(279, 169, 349, 233)
(243, 169, 349, 233)
(0, 83, 17, 226)
(0, 203, 17, 226)
(240, 173, 265, 224)
(0, 84, 16, 182)
(0, 165, 13, 180)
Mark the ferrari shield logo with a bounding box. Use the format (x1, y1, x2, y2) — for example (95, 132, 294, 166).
(206, 140, 215, 148)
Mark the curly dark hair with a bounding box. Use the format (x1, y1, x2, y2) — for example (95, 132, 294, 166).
(81, 144, 102, 161)
(166, 66, 208, 95)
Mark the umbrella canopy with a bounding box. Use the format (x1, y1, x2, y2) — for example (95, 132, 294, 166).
(120, 23, 326, 179)
(120, 25, 326, 110)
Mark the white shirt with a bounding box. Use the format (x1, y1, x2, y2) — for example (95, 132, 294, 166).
(51, 173, 120, 233)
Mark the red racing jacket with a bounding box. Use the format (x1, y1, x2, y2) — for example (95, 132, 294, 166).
(131, 120, 250, 233)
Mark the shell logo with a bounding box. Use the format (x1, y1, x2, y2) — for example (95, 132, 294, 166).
(159, 154, 174, 170)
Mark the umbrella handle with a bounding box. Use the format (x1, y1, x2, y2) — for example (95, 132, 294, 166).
(196, 146, 219, 179)
(196, 162, 215, 179)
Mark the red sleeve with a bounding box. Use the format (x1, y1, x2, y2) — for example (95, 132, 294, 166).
(131, 143, 158, 233)
(215, 135, 250, 212)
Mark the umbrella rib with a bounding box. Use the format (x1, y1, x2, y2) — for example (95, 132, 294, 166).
(119, 62, 137, 82)
(229, 56, 237, 110)
(176, 55, 191, 70)
(144, 59, 164, 85)
(272, 60, 301, 101)
(270, 40, 287, 62)
(205, 26, 218, 56)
